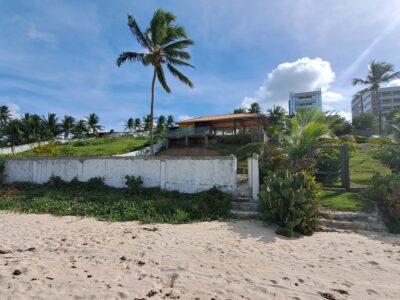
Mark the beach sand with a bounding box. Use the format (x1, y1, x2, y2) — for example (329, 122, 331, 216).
(1, 212, 400, 299)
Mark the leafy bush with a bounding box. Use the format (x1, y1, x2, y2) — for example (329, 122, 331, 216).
(364, 173, 400, 233)
(86, 177, 106, 190)
(259, 170, 320, 237)
(314, 148, 341, 184)
(47, 175, 65, 188)
(372, 144, 400, 174)
(125, 175, 143, 195)
(236, 142, 263, 160)
(0, 178, 232, 223)
(354, 135, 368, 143)
(33, 144, 59, 156)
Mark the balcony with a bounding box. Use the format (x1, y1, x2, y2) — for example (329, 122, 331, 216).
(165, 126, 212, 138)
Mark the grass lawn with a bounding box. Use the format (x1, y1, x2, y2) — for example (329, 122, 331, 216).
(317, 189, 374, 212)
(350, 146, 391, 188)
(2, 136, 150, 157)
(0, 180, 232, 223)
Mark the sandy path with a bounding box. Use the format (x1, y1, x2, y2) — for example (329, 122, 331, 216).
(1, 213, 400, 300)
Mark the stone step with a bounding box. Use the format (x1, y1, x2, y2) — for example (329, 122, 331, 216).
(234, 197, 258, 203)
(231, 201, 259, 212)
(230, 210, 260, 219)
(319, 218, 387, 233)
(320, 210, 379, 223)
(234, 189, 252, 199)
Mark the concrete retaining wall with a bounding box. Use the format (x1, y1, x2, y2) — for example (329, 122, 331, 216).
(3, 156, 237, 194)
(0, 140, 68, 155)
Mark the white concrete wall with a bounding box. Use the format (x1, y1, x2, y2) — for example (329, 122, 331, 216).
(3, 156, 237, 194)
(0, 140, 68, 155)
(114, 140, 167, 157)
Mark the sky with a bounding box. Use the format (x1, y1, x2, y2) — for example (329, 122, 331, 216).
(1, 0, 400, 130)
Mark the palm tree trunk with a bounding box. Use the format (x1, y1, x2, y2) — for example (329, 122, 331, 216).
(377, 89, 383, 135)
(150, 68, 157, 155)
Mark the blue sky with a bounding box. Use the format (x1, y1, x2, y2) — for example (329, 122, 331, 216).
(1, 0, 400, 130)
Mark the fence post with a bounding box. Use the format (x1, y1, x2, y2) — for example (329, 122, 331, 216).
(247, 157, 252, 188)
(251, 153, 259, 200)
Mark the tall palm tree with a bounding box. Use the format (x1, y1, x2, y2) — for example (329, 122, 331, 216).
(134, 118, 142, 131)
(143, 115, 152, 131)
(61, 115, 75, 140)
(117, 9, 194, 154)
(41, 113, 60, 139)
(248, 102, 261, 114)
(167, 115, 175, 128)
(0, 105, 12, 125)
(86, 113, 103, 136)
(156, 115, 166, 132)
(353, 60, 400, 135)
(4, 119, 24, 149)
(267, 105, 286, 127)
(72, 120, 88, 139)
(124, 117, 135, 132)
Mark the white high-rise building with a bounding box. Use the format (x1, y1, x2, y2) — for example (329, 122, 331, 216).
(288, 89, 322, 115)
(351, 86, 400, 122)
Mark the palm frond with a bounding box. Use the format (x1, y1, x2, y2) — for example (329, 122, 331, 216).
(167, 64, 193, 88)
(162, 25, 188, 45)
(116, 52, 144, 66)
(164, 49, 191, 60)
(127, 15, 150, 49)
(352, 78, 369, 86)
(164, 39, 194, 50)
(165, 57, 194, 68)
(156, 66, 171, 93)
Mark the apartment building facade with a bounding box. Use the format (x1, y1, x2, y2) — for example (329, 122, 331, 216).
(288, 89, 322, 115)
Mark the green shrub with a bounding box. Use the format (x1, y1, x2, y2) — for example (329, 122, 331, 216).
(364, 173, 400, 233)
(314, 148, 341, 184)
(259, 170, 320, 237)
(236, 142, 263, 160)
(47, 175, 66, 188)
(354, 135, 368, 143)
(86, 177, 106, 190)
(125, 175, 143, 195)
(372, 144, 400, 174)
(33, 144, 60, 156)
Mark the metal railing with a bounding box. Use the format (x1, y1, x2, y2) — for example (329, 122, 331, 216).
(165, 127, 211, 137)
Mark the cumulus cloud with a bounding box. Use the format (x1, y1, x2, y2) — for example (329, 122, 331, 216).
(387, 79, 400, 87)
(242, 57, 344, 111)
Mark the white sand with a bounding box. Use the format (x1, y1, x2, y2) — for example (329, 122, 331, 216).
(1, 213, 400, 300)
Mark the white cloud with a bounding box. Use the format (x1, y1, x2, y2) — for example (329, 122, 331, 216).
(6, 102, 21, 118)
(178, 114, 193, 121)
(27, 25, 56, 44)
(323, 91, 343, 103)
(243, 57, 337, 110)
(338, 111, 352, 121)
(387, 79, 400, 87)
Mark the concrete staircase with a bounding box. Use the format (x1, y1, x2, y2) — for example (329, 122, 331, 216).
(231, 178, 260, 218)
(319, 209, 387, 233)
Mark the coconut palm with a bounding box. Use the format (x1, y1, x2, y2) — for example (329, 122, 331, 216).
(134, 118, 142, 131)
(72, 120, 88, 139)
(86, 113, 103, 136)
(281, 109, 332, 161)
(156, 115, 166, 132)
(353, 60, 400, 134)
(143, 115, 152, 131)
(117, 9, 194, 154)
(0, 105, 12, 125)
(41, 113, 61, 139)
(124, 117, 135, 132)
(248, 102, 262, 114)
(267, 105, 286, 127)
(61, 115, 75, 140)
(3, 119, 24, 149)
(166, 115, 175, 128)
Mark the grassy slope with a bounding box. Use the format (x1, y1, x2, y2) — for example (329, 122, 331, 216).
(317, 144, 390, 212)
(3, 136, 149, 157)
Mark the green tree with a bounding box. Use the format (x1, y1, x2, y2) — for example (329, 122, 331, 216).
(61, 115, 75, 140)
(385, 108, 400, 138)
(353, 60, 400, 134)
(41, 113, 60, 139)
(86, 113, 103, 136)
(134, 118, 142, 131)
(124, 117, 135, 132)
(117, 9, 194, 154)
(0, 105, 12, 125)
(353, 113, 379, 133)
(166, 115, 175, 127)
(233, 108, 246, 114)
(326, 113, 353, 136)
(267, 105, 287, 139)
(248, 102, 261, 114)
(281, 109, 331, 161)
(156, 115, 166, 132)
(72, 120, 88, 139)
(143, 115, 152, 131)
(3, 119, 24, 148)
